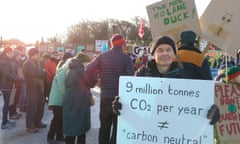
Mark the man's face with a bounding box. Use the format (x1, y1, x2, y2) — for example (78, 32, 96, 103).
(6, 51, 14, 59)
(153, 44, 176, 67)
(52, 53, 59, 60)
(31, 53, 40, 60)
(15, 54, 22, 61)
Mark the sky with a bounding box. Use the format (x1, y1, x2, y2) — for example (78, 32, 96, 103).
(0, 0, 211, 44)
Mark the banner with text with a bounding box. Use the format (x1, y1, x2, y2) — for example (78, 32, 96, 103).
(117, 76, 214, 144)
(215, 83, 240, 144)
(146, 0, 201, 41)
(95, 40, 108, 52)
(77, 45, 85, 53)
(200, 0, 240, 55)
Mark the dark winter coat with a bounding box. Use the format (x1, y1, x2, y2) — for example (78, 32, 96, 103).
(23, 59, 46, 97)
(63, 58, 93, 136)
(86, 46, 135, 98)
(0, 53, 22, 90)
(178, 44, 212, 80)
(136, 59, 193, 79)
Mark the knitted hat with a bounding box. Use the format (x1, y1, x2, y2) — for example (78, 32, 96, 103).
(226, 66, 240, 81)
(3, 47, 13, 54)
(180, 30, 197, 44)
(28, 48, 39, 57)
(111, 34, 126, 46)
(76, 53, 90, 63)
(151, 36, 176, 55)
(62, 52, 72, 61)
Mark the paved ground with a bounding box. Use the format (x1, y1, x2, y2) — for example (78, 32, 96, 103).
(0, 87, 100, 144)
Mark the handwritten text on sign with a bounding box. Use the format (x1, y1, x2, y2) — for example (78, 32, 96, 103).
(146, 0, 201, 41)
(117, 76, 214, 144)
(215, 83, 240, 143)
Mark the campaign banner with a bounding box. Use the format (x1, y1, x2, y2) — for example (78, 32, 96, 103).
(146, 0, 201, 41)
(56, 47, 65, 52)
(77, 45, 85, 53)
(117, 76, 214, 144)
(215, 83, 240, 144)
(133, 46, 150, 56)
(200, 0, 240, 55)
(95, 40, 108, 52)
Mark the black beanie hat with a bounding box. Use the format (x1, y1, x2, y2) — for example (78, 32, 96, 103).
(180, 30, 197, 44)
(151, 36, 176, 55)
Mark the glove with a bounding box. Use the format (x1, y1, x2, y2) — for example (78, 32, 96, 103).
(207, 104, 220, 125)
(112, 96, 122, 115)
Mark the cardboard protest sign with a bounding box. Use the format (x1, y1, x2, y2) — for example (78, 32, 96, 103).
(146, 0, 201, 41)
(200, 0, 240, 56)
(117, 76, 214, 144)
(215, 83, 240, 144)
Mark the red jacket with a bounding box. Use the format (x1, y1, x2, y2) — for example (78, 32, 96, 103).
(44, 58, 57, 83)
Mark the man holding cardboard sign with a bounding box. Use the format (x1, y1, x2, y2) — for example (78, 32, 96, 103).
(113, 35, 220, 144)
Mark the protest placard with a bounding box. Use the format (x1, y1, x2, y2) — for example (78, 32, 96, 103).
(117, 76, 214, 144)
(215, 83, 240, 144)
(200, 0, 240, 55)
(146, 0, 201, 41)
(95, 40, 108, 52)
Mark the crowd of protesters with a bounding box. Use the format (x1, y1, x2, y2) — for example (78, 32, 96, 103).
(1, 30, 240, 144)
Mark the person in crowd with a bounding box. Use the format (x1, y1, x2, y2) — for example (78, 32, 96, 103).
(63, 53, 94, 144)
(23, 47, 47, 133)
(47, 52, 72, 144)
(135, 36, 191, 78)
(178, 30, 212, 80)
(0, 47, 23, 129)
(44, 51, 59, 102)
(56, 52, 72, 69)
(127, 51, 137, 69)
(85, 34, 135, 144)
(237, 49, 240, 66)
(80, 48, 87, 55)
(216, 66, 240, 84)
(112, 35, 220, 126)
(39, 52, 50, 68)
(141, 48, 151, 65)
(134, 48, 151, 71)
(8, 49, 24, 120)
(14, 45, 28, 113)
(215, 55, 236, 82)
(225, 66, 240, 84)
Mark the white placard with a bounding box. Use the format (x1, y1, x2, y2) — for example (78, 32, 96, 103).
(117, 76, 214, 144)
(95, 40, 108, 52)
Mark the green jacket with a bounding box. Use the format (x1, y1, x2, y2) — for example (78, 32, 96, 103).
(48, 60, 69, 106)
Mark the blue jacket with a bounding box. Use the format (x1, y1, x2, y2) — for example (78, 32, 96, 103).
(86, 46, 134, 98)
